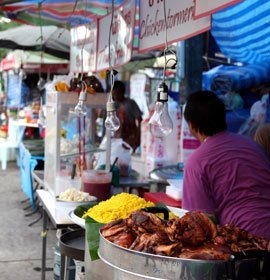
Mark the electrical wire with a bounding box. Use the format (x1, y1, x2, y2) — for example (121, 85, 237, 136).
(162, 0, 177, 81)
(162, 0, 168, 83)
(58, 0, 79, 38)
(108, 0, 115, 103)
(38, 2, 44, 80)
(80, 0, 89, 80)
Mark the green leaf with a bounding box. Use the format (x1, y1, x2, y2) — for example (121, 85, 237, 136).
(74, 202, 97, 218)
(155, 202, 168, 209)
(83, 202, 170, 261)
(85, 216, 105, 261)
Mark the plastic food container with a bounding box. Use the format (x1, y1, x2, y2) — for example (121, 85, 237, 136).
(82, 170, 112, 201)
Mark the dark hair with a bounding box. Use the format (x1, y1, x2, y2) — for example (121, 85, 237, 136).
(184, 90, 227, 136)
(113, 80, 125, 95)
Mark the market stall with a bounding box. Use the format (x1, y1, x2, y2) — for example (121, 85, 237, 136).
(0, 49, 69, 172)
(0, 0, 270, 280)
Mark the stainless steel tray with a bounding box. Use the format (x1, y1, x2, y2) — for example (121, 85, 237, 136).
(98, 233, 228, 280)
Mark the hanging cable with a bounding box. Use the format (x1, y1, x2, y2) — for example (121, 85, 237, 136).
(37, 2, 46, 128)
(149, 0, 173, 138)
(38, 2, 44, 81)
(162, 0, 168, 83)
(104, 0, 120, 132)
(70, 0, 89, 117)
(79, 0, 89, 80)
(58, 0, 79, 39)
(108, 0, 115, 103)
(162, 0, 177, 80)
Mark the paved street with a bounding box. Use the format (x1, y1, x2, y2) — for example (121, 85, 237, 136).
(0, 162, 56, 280)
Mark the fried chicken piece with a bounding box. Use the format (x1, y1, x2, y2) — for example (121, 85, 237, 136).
(126, 210, 167, 234)
(165, 218, 183, 242)
(101, 219, 127, 238)
(179, 244, 232, 261)
(129, 233, 152, 251)
(248, 234, 270, 251)
(179, 211, 217, 246)
(107, 231, 136, 248)
(215, 223, 270, 252)
(216, 224, 247, 243)
(152, 243, 182, 256)
(130, 231, 170, 251)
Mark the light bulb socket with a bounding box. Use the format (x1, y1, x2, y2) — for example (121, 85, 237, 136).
(171, 62, 177, 69)
(78, 90, 87, 102)
(106, 101, 117, 112)
(157, 82, 169, 102)
(106, 69, 118, 77)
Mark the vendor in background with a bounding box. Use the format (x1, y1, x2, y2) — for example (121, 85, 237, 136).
(182, 90, 270, 239)
(112, 80, 142, 152)
(254, 124, 270, 160)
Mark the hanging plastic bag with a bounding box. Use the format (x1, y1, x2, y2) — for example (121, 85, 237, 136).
(180, 104, 201, 163)
(95, 137, 133, 177)
(238, 94, 268, 138)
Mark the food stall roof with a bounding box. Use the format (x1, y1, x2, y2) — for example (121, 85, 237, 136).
(0, 0, 131, 26)
(0, 24, 70, 59)
(0, 49, 69, 71)
(0, 0, 268, 66)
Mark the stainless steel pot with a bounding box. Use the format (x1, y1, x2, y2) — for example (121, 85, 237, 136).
(98, 233, 229, 280)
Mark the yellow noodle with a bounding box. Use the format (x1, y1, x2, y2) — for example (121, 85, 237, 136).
(82, 193, 154, 223)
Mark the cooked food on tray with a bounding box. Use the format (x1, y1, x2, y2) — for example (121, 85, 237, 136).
(101, 210, 270, 260)
(58, 188, 96, 202)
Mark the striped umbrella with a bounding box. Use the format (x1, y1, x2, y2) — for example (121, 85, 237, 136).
(0, 0, 23, 4)
(211, 0, 270, 64)
(0, 0, 139, 48)
(0, 0, 127, 26)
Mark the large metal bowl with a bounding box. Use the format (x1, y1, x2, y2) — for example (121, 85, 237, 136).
(98, 233, 229, 280)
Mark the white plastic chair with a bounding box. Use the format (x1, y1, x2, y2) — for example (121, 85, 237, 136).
(0, 119, 25, 170)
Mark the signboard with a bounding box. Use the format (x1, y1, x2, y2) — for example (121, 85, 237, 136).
(139, 0, 211, 53)
(130, 73, 149, 119)
(70, 21, 97, 73)
(194, 0, 243, 19)
(0, 54, 17, 71)
(96, 0, 136, 71)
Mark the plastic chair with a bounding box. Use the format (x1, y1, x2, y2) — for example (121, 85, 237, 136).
(0, 119, 25, 170)
(19, 142, 44, 209)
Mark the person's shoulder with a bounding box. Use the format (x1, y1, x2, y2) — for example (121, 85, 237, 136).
(228, 132, 257, 144)
(185, 145, 204, 168)
(220, 131, 252, 143)
(126, 98, 142, 112)
(127, 98, 137, 105)
(226, 132, 265, 153)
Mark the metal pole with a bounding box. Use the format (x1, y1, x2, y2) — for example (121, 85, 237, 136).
(180, 34, 204, 102)
(41, 208, 48, 280)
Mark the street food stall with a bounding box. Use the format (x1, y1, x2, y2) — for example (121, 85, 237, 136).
(1, 0, 270, 280)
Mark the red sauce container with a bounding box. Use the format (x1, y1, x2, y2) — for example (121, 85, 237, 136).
(82, 170, 112, 201)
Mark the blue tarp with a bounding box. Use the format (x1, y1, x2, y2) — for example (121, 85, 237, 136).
(7, 74, 29, 108)
(212, 0, 270, 64)
(203, 64, 270, 94)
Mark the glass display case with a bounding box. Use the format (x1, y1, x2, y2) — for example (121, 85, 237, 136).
(44, 90, 107, 196)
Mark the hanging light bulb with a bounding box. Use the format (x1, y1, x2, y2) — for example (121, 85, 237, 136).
(105, 101, 120, 131)
(70, 82, 87, 116)
(149, 82, 173, 138)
